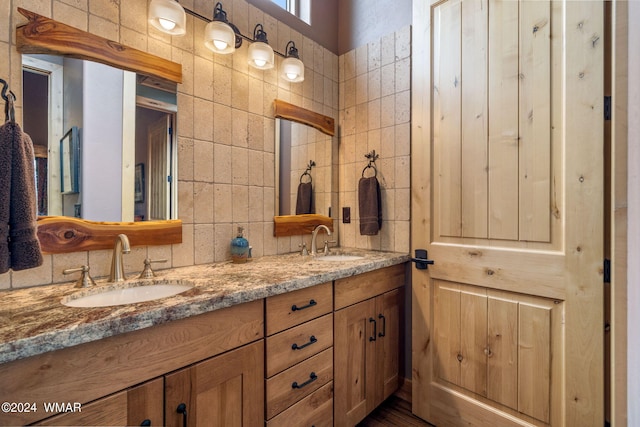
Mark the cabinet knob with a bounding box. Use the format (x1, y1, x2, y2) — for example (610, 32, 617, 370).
(140, 420, 151, 426)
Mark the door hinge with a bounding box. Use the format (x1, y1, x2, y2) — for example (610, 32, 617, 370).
(603, 258, 611, 283)
(604, 96, 612, 121)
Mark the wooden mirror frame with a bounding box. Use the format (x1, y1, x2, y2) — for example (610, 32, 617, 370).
(273, 100, 335, 237)
(16, 8, 183, 253)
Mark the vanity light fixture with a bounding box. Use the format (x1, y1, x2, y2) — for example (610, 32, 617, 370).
(165, 1, 304, 82)
(204, 2, 242, 54)
(248, 24, 275, 70)
(148, 0, 186, 35)
(281, 41, 305, 82)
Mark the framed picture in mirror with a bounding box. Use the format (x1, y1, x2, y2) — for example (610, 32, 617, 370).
(135, 163, 144, 203)
(59, 126, 79, 194)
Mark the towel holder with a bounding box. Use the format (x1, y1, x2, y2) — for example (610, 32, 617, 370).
(299, 160, 316, 184)
(1, 78, 16, 123)
(362, 150, 380, 178)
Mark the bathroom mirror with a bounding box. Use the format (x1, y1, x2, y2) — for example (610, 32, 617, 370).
(273, 99, 336, 236)
(16, 8, 182, 253)
(23, 54, 177, 222)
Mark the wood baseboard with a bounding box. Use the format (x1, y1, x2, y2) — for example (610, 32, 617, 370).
(394, 377, 412, 403)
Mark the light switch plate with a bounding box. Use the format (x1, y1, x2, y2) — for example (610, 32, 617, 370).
(343, 207, 351, 223)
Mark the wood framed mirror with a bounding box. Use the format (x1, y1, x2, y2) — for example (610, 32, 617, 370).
(273, 100, 336, 237)
(16, 8, 182, 253)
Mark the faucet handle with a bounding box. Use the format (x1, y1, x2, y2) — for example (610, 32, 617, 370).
(323, 240, 337, 254)
(63, 265, 96, 288)
(139, 258, 168, 279)
(299, 243, 309, 256)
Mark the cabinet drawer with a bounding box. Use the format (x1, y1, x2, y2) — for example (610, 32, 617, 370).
(266, 314, 333, 377)
(335, 264, 406, 309)
(266, 347, 333, 419)
(266, 281, 333, 335)
(266, 382, 333, 427)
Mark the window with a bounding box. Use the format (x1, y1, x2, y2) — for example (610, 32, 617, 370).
(271, 0, 311, 25)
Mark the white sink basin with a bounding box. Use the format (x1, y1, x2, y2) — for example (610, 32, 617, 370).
(317, 254, 365, 262)
(63, 282, 193, 308)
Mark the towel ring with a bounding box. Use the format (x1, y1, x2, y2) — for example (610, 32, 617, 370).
(362, 163, 377, 178)
(299, 170, 313, 184)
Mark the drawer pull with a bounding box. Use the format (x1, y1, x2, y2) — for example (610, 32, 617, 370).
(369, 317, 377, 341)
(140, 420, 151, 426)
(292, 335, 318, 350)
(292, 372, 318, 389)
(292, 299, 317, 311)
(378, 313, 386, 337)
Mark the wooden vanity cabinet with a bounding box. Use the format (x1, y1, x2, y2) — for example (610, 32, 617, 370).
(333, 264, 406, 427)
(265, 281, 335, 426)
(1, 301, 264, 427)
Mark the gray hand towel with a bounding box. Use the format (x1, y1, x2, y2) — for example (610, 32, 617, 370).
(0, 121, 43, 273)
(359, 176, 382, 235)
(295, 181, 313, 215)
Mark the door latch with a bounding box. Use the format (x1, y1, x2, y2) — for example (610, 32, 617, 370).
(411, 249, 435, 270)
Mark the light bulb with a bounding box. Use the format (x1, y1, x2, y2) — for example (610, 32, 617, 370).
(286, 72, 298, 80)
(205, 20, 236, 54)
(148, 0, 186, 36)
(213, 39, 228, 51)
(254, 59, 267, 68)
(158, 18, 177, 31)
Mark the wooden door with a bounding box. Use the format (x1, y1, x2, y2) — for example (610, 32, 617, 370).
(164, 341, 264, 427)
(334, 298, 377, 427)
(376, 289, 402, 408)
(411, 0, 604, 426)
(147, 115, 172, 220)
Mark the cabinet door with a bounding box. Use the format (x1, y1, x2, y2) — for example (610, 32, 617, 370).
(375, 288, 403, 407)
(35, 378, 163, 426)
(164, 341, 264, 427)
(334, 298, 376, 427)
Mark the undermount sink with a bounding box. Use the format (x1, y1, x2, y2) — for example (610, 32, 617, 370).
(62, 281, 193, 308)
(316, 254, 365, 262)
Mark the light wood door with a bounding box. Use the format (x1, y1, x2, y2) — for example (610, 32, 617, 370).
(164, 341, 264, 427)
(36, 378, 164, 426)
(411, 0, 604, 426)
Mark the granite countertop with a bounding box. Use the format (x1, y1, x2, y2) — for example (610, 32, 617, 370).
(0, 249, 409, 365)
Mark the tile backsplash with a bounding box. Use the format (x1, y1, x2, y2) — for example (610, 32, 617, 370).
(0, 0, 410, 290)
(338, 26, 412, 253)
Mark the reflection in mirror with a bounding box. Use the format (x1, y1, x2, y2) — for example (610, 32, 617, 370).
(276, 119, 332, 216)
(22, 55, 177, 222)
(59, 126, 79, 195)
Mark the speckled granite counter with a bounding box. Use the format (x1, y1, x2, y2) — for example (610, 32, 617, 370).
(0, 249, 409, 365)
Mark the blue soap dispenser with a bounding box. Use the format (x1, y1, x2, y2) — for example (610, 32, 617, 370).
(231, 226, 250, 264)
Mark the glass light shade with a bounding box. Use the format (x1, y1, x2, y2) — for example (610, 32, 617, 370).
(281, 56, 305, 82)
(148, 0, 186, 36)
(204, 20, 236, 54)
(248, 42, 275, 70)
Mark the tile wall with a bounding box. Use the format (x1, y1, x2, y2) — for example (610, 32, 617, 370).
(337, 26, 411, 253)
(0, 0, 338, 288)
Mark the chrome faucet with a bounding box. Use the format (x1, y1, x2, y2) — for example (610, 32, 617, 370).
(109, 234, 131, 282)
(310, 224, 331, 256)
